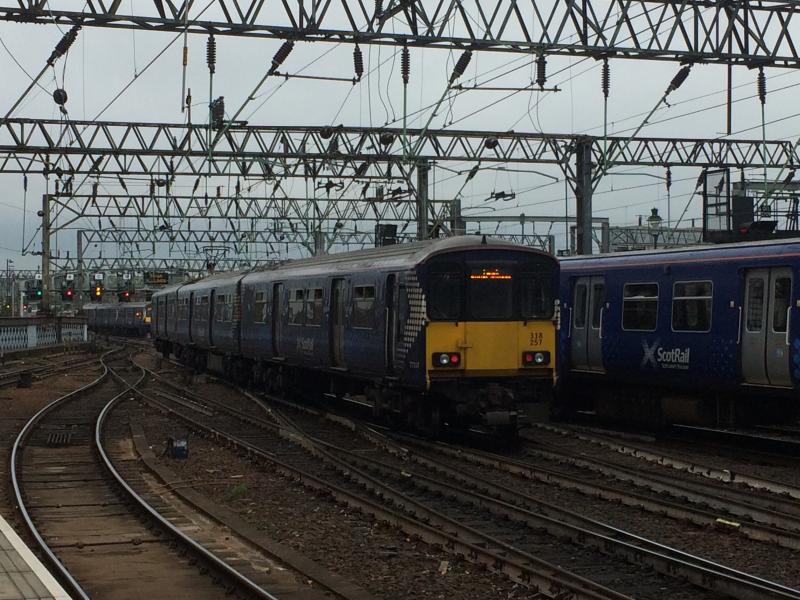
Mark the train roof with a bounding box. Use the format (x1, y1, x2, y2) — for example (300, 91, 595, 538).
(153, 237, 552, 297)
(560, 237, 800, 270)
(243, 236, 551, 282)
(81, 302, 149, 309)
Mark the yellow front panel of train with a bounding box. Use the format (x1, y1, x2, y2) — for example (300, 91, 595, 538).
(426, 321, 555, 377)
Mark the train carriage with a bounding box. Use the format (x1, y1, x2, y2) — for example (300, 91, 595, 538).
(152, 237, 560, 433)
(558, 239, 800, 424)
(83, 301, 150, 337)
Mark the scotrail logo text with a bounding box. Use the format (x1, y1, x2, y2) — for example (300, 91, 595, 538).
(641, 339, 691, 370)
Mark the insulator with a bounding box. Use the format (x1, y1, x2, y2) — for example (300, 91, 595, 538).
(449, 50, 473, 84)
(757, 67, 767, 105)
(353, 44, 364, 81)
(48, 25, 81, 65)
(270, 40, 295, 74)
(206, 35, 217, 75)
(601, 58, 610, 99)
(667, 65, 691, 94)
(23, 175, 27, 192)
(375, 0, 383, 18)
(666, 167, 672, 190)
(401, 45, 410, 85)
(536, 54, 547, 89)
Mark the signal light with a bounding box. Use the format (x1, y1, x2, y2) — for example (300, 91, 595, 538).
(91, 285, 103, 301)
(118, 290, 131, 302)
(62, 288, 74, 300)
(35, 289, 42, 298)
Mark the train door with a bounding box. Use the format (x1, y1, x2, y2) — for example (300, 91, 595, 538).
(570, 276, 605, 371)
(385, 275, 396, 373)
(209, 290, 215, 347)
(742, 268, 794, 386)
(188, 292, 195, 343)
(331, 279, 346, 368)
(272, 283, 283, 356)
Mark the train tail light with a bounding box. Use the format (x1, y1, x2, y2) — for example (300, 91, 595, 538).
(523, 351, 550, 367)
(432, 352, 461, 368)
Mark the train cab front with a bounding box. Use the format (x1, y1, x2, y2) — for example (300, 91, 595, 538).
(420, 250, 558, 433)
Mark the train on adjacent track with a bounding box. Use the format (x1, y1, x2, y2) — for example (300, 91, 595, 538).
(150, 237, 559, 434)
(84, 302, 151, 337)
(557, 238, 800, 425)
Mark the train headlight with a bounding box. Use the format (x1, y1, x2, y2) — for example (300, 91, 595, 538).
(523, 351, 550, 367)
(432, 352, 461, 368)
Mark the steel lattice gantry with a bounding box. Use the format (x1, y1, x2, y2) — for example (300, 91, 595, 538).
(2, 119, 797, 177)
(4, 1, 800, 67)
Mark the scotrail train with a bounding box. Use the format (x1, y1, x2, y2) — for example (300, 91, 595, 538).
(557, 238, 800, 426)
(150, 237, 560, 434)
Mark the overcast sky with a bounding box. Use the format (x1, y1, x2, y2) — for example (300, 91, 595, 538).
(0, 7, 798, 270)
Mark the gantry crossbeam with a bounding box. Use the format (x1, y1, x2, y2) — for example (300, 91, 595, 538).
(1, 119, 795, 178)
(3, 1, 799, 66)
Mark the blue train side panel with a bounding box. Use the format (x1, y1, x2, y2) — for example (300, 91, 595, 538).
(558, 239, 800, 422)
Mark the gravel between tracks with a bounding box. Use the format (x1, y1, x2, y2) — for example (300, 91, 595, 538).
(135, 403, 534, 600)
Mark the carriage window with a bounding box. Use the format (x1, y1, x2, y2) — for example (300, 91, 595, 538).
(573, 284, 588, 328)
(672, 281, 712, 332)
(773, 277, 792, 333)
(253, 291, 266, 323)
(352, 285, 375, 329)
(306, 288, 324, 326)
(288, 289, 305, 325)
(746, 278, 765, 332)
(591, 283, 605, 329)
(427, 264, 462, 320)
(468, 265, 513, 320)
(622, 283, 658, 331)
(215, 295, 226, 322)
(520, 269, 553, 319)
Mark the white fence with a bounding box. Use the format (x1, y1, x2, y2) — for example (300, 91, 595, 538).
(0, 318, 87, 353)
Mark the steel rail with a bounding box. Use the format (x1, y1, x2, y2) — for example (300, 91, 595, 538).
(236, 394, 800, 600)
(139, 361, 800, 599)
(131, 361, 631, 600)
(100, 360, 281, 600)
(529, 423, 800, 500)
(390, 431, 800, 550)
(337, 429, 800, 600)
(9, 349, 117, 600)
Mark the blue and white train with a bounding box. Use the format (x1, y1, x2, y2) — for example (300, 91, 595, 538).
(151, 237, 560, 433)
(557, 238, 800, 425)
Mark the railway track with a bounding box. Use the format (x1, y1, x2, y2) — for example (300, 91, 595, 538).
(10, 349, 281, 600)
(530, 422, 800, 500)
(134, 362, 641, 599)
(134, 358, 800, 600)
(0, 351, 100, 388)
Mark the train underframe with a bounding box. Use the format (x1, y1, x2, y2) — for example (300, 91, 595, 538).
(558, 376, 798, 428)
(160, 340, 551, 437)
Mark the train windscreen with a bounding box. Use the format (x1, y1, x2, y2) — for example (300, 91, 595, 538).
(425, 255, 554, 321)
